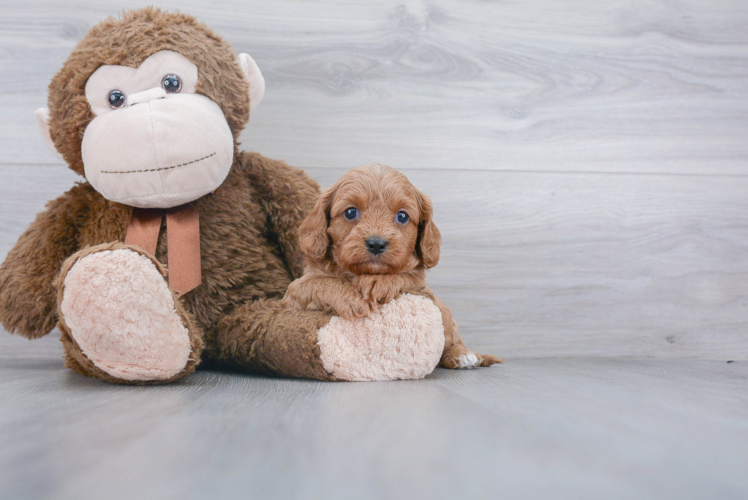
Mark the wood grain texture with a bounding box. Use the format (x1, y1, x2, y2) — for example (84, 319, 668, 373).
(1, 0, 748, 359)
(1, 354, 746, 500)
(2, 165, 746, 359)
(2, 0, 748, 174)
(2, 4, 748, 497)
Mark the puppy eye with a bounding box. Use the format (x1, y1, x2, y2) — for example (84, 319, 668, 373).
(396, 211, 410, 224)
(107, 90, 126, 109)
(161, 74, 182, 93)
(344, 207, 358, 220)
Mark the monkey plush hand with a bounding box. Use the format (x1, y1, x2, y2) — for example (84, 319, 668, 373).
(0, 9, 499, 384)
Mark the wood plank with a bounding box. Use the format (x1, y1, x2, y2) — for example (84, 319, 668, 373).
(1, 358, 746, 499)
(2, 0, 748, 174)
(315, 167, 748, 359)
(2, 165, 746, 359)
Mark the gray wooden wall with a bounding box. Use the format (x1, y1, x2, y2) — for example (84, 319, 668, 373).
(1, 0, 747, 359)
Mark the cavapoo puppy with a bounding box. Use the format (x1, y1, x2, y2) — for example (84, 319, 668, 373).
(284, 164, 501, 369)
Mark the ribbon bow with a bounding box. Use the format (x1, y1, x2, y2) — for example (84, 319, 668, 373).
(124, 203, 202, 295)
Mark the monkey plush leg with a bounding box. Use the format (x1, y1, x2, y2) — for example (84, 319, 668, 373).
(56, 242, 203, 384)
(207, 294, 445, 382)
(207, 299, 335, 380)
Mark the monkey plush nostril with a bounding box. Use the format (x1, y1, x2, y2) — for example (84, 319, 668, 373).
(365, 236, 388, 256)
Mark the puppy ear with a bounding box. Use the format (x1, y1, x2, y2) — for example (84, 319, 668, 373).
(416, 192, 441, 268)
(299, 187, 334, 260)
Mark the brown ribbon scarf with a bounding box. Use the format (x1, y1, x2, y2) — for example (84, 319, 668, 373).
(124, 203, 202, 295)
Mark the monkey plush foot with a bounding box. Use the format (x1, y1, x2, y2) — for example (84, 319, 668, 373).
(315, 294, 445, 381)
(56, 243, 202, 384)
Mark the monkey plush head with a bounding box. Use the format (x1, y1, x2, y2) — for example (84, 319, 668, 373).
(36, 8, 265, 208)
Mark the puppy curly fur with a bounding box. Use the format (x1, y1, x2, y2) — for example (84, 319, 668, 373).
(285, 164, 502, 368)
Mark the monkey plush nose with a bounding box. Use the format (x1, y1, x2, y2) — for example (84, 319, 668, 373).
(127, 87, 167, 107)
(366, 236, 388, 255)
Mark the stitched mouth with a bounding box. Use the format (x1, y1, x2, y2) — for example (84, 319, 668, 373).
(101, 152, 217, 174)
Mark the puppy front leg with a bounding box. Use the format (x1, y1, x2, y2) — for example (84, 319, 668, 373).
(317, 280, 373, 319)
(282, 274, 317, 310)
(354, 274, 421, 305)
(285, 276, 372, 319)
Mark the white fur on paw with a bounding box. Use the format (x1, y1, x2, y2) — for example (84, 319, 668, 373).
(316, 294, 445, 381)
(60, 249, 191, 381)
(457, 352, 480, 369)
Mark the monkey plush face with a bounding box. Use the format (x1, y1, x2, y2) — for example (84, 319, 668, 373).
(36, 8, 266, 209)
(80, 50, 234, 208)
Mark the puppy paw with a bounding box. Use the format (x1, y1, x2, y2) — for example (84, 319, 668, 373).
(441, 349, 503, 369)
(457, 352, 480, 369)
(333, 297, 374, 320)
(354, 275, 404, 305)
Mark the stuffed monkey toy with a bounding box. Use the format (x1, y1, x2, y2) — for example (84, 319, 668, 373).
(0, 8, 499, 384)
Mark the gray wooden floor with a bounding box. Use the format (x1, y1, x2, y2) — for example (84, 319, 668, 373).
(1, 336, 747, 500)
(2, 1, 748, 498)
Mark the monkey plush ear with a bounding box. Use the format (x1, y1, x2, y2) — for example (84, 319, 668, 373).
(35, 107, 63, 160)
(237, 53, 265, 112)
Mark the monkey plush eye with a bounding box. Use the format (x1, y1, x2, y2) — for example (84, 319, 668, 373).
(161, 74, 182, 93)
(396, 211, 409, 224)
(344, 207, 358, 220)
(107, 90, 126, 109)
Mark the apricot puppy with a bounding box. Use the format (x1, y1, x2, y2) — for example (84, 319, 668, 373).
(284, 164, 502, 369)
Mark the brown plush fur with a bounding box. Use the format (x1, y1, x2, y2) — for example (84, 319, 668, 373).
(0, 9, 332, 382)
(285, 165, 502, 368)
(0, 151, 317, 339)
(209, 299, 336, 380)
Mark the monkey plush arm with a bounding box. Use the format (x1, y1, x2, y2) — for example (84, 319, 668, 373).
(240, 152, 321, 279)
(0, 185, 88, 338)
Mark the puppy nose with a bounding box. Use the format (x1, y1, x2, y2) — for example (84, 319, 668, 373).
(366, 236, 388, 255)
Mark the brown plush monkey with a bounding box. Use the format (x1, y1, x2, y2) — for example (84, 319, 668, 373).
(0, 8, 499, 384)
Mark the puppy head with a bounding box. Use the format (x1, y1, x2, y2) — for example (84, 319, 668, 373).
(299, 164, 441, 275)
